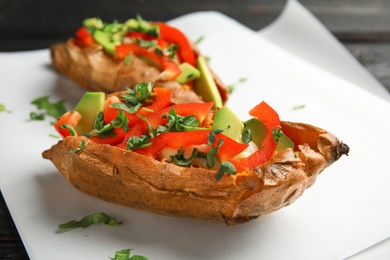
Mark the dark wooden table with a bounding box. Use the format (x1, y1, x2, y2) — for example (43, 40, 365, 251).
(1, 0, 389, 259)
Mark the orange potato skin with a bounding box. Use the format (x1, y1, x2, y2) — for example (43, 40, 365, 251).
(42, 121, 349, 225)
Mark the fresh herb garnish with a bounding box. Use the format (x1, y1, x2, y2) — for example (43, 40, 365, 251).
(126, 134, 152, 150)
(216, 161, 236, 181)
(194, 35, 205, 45)
(115, 82, 153, 114)
(272, 128, 284, 143)
(137, 38, 157, 48)
(227, 77, 247, 94)
(110, 249, 148, 260)
(138, 115, 166, 138)
(59, 124, 77, 136)
(292, 104, 305, 110)
(58, 212, 122, 230)
(0, 103, 11, 113)
(30, 96, 67, 121)
(206, 138, 224, 168)
(124, 53, 134, 66)
(171, 148, 199, 167)
(164, 108, 200, 132)
(85, 110, 128, 138)
(70, 140, 86, 153)
(241, 128, 252, 144)
(29, 112, 45, 121)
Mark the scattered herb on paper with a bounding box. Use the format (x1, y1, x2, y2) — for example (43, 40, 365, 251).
(109, 249, 148, 260)
(227, 77, 247, 94)
(30, 96, 67, 121)
(194, 35, 205, 45)
(292, 104, 305, 110)
(58, 212, 122, 230)
(0, 103, 11, 113)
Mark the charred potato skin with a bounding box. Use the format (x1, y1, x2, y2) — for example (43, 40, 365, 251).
(42, 121, 348, 225)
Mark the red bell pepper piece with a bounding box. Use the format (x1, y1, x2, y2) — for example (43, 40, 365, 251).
(104, 87, 172, 126)
(103, 95, 121, 124)
(54, 111, 82, 138)
(88, 127, 127, 146)
(75, 27, 96, 47)
(126, 31, 156, 41)
(159, 22, 197, 66)
(135, 130, 210, 158)
(125, 31, 168, 49)
(126, 87, 172, 126)
(231, 101, 280, 172)
(116, 102, 214, 149)
(115, 43, 181, 80)
(135, 130, 248, 161)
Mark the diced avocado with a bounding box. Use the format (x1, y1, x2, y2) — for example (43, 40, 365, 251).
(213, 106, 244, 142)
(243, 118, 294, 151)
(93, 30, 121, 55)
(243, 118, 267, 148)
(175, 62, 201, 84)
(74, 92, 105, 134)
(83, 17, 104, 31)
(276, 134, 294, 152)
(124, 18, 138, 30)
(193, 56, 223, 108)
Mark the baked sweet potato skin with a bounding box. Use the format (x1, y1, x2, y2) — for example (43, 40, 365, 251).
(50, 39, 229, 104)
(42, 121, 348, 225)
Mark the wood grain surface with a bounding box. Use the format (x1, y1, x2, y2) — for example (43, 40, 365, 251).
(0, 0, 389, 259)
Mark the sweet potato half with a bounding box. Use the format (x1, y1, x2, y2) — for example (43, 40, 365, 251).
(51, 38, 229, 105)
(43, 121, 349, 225)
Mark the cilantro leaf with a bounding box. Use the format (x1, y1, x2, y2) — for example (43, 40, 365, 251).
(110, 249, 148, 260)
(272, 128, 284, 143)
(85, 110, 128, 138)
(126, 134, 151, 150)
(170, 148, 199, 167)
(70, 140, 86, 153)
(122, 82, 153, 105)
(164, 108, 200, 132)
(30, 96, 67, 120)
(58, 212, 122, 230)
(241, 128, 252, 144)
(59, 124, 77, 136)
(0, 103, 11, 113)
(216, 161, 236, 181)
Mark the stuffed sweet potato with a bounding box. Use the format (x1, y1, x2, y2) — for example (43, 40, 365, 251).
(51, 16, 228, 106)
(42, 84, 349, 225)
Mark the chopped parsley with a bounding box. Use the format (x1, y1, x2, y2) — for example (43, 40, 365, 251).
(241, 128, 252, 144)
(194, 35, 205, 45)
(110, 249, 148, 260)
(164, 108, 200, 132)
(58, 212, 122, 230)
(126, 134, 151, 150)
(272, 128, 284, 143)
(70, 140, 86, 153)
(292, 104, 305, 110)
(227, 77, 247, 94)
(112, 82, 153, 114)
(170, 148, 199, 167)
(0, 103, 11, 113)
(59, 124, 77, 136)
(216, 161, 236, 181)
(30, 96, 67, 121)
(84, 110, 128, 138)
